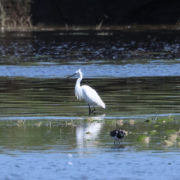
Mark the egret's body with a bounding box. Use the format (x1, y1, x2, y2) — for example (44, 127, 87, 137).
(70, 69, 105, 114)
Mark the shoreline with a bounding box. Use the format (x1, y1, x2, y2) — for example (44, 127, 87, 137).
(1, 24, 180, 32)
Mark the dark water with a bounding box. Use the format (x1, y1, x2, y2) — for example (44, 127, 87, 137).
(1, 30, 180, 78)
(1, 30, 180, 179)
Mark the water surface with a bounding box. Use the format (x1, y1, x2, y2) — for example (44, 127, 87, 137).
(1, 30, 180, 179)
(1, 30, 180, 78)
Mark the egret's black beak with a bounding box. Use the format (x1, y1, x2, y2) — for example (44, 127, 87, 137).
(66, 73, 76, 79)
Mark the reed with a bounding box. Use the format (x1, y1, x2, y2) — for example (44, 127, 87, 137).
(0, 0, 32, 31)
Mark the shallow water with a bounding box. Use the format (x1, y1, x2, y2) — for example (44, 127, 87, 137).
(2, 152, 180, 180)
(0, 77, 180, 118)
(1, 30, 180, 179)
(1, 117, 180, 180)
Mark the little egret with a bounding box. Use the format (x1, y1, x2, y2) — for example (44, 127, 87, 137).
(110, 129, 128, 144)
(68, 69, 105, 114)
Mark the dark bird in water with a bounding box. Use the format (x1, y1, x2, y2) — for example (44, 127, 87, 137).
(110, 129, 128, 144)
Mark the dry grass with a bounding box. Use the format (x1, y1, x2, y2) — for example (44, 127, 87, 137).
(0, 0, 32, 31)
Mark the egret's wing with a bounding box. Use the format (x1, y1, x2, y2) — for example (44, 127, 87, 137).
(81, 85, 105, 108)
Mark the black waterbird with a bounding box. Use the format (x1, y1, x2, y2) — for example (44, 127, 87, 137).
(110, 129, 128, 144)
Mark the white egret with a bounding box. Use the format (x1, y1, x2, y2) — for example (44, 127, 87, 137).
(68, 69, 105, 114)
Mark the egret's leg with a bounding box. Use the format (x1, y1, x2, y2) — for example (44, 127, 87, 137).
(88, 104, 92, 115)
(92, 107, 96, 113)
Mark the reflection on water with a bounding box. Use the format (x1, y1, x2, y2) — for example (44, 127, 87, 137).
(76, 114, 105, 150)
(0, 116, 180, 152)
(0, 77, 180, 179)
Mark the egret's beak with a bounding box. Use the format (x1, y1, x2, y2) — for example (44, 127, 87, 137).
(66, 73, 76, 79)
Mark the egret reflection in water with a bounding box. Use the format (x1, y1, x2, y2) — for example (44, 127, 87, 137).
(76, 114, 105, 149)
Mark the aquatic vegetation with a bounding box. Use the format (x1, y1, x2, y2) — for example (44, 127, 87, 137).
(149, 130, 157, 135)
(154, 124, 160, 128)
(165, 129, 177, 136)
(163, 130, 180, 147)
(137, 135, 150, 144)
(156, 116, 174, 124)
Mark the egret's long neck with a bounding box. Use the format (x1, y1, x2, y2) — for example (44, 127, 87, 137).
(75, 71, 83, 100)
(75, 72, 83, 88)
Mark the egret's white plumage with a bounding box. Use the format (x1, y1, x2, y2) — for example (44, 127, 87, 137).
(70, 69, 105, 114)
